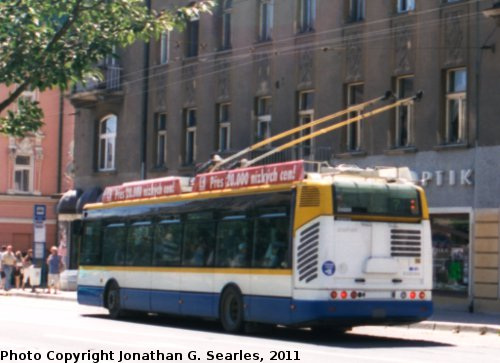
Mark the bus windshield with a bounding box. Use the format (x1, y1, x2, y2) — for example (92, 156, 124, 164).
(333, 180, 421, 218)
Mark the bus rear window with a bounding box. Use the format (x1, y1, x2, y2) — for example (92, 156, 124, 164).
(333, 181, 421, 218)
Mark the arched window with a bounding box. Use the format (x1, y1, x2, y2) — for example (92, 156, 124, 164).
(98, 115, 117, 171)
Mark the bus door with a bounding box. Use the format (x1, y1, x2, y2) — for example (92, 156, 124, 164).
(121, 221, 153, 311)
(179, 212, 216, 318)
(151, 217, 182, 315)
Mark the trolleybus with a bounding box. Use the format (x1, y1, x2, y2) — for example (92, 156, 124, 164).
(77, 160, 433, 332)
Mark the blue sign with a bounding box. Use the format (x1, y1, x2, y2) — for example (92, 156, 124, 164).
(33, 204, 46, 222)
(322, 261, 336, 276)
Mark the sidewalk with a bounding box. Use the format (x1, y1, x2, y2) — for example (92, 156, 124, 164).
(2, 288, 499, 334)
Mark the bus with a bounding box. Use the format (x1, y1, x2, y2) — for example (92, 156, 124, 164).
(77, 160, 433, 332)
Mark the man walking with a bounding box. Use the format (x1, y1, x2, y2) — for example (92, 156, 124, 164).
(46, 246, 64, 294)
(1, 245, 17, 291)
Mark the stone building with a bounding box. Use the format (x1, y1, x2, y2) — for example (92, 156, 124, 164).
(0, 87, 75, 264)
(71, 0, 500, 312)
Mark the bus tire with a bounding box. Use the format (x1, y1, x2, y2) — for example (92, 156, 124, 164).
(105, 281, 123, 319)
(219, 286, 244, 333)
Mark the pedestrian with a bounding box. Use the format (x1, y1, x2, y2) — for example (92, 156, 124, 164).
(0, 245, 5, 289)
(46, 246, 64, 294)
(1, 245, 17, 291)
(14, 250, 23, 289)
(21, 249, 33, 290)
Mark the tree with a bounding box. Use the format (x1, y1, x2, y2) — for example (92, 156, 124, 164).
(0, 0, 213, 137)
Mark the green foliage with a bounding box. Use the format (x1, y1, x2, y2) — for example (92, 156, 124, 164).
(0, 97, 44, 137)
(0, 0, 213, 136)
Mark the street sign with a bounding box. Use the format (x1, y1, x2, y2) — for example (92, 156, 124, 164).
(33, 204, 46, 222)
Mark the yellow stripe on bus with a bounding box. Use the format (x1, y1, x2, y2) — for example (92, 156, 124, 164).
(79, 266, 293, 276)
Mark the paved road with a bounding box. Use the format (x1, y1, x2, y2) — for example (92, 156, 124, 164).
(1, 296, 499, 363)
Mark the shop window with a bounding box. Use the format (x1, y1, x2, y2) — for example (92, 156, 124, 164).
(431, 214, 470, 295)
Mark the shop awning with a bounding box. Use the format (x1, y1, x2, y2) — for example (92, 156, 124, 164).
(76, 186, 102, 213)
(56, 189, 83, 214)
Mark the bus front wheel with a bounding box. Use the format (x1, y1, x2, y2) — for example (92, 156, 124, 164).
(106, 281, 123, 319)
(220, 286, 244, 333)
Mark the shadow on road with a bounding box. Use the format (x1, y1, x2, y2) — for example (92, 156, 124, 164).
(81, 313, 453, 349)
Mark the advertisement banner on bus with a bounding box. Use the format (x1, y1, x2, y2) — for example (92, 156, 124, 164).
(193, 160, 305, 192)
(102, 177, 182, 203)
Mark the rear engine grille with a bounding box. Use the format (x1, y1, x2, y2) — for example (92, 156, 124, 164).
(299, 187, 320, 207)
(391, 229, 421, 257)
(297, 222, 320, 283)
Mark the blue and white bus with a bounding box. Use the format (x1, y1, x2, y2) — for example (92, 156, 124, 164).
(77, 161, 432, 332)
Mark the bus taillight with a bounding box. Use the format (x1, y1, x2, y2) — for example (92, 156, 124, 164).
(419, 291, 426, 299)
(350, 291, 358, 299)
(340, 291, 348, 299)
(409, 291, 416, 300)
(330, 291, 338, 299)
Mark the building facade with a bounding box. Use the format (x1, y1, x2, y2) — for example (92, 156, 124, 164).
(0, 87, 75, 263)
(72, 0, 500, 312)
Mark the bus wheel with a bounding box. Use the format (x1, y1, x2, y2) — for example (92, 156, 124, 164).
(220, 286, 244, 333)
(106, 282, 122, 319)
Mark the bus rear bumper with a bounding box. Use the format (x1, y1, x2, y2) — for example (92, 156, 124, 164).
(290, 299, 433, 327)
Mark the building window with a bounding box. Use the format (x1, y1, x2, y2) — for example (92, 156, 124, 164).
(256, 96, 272, 141)
(444, 68, 467, 144)
(159, 31, 170, 65)
(184, 108, 197, 165)
(221, 0, 232, 50)
(395, 75, 414, 147)
(298, 0, 315, 33)
(346, 83, 363, 151)
(431, 213, 470, 295)
(217, 103, 231, 152)
(98, 115, 117, 171)
(298, 91, 314, 157)
(259, 0, 274, 41)
(397, 0, 415, 13)
(155, 113, 168, 167)
(186, 17, 200, 58)
(13, 155, 32, 193)
(348, 0, 365, 22)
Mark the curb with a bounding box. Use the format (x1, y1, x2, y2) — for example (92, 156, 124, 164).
(410, 321, 500, 335)
(0, 290, 76, 302)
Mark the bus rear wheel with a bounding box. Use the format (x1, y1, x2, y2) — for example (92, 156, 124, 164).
(220, 286, 244, 333)
(106, 282, 123, 319)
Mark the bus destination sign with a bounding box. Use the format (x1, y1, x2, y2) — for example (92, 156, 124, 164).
(102, 177, 182, 203)
(193, 160, 305, 192)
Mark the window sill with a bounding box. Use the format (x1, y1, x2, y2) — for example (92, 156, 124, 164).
(150, 165, 168, 173)
(385, 146, 418, 155)
(335, 150, 367, 159)
(433, 143, 469, 151)
(94, 169, 117, 176)
(6, 189, 40, 196)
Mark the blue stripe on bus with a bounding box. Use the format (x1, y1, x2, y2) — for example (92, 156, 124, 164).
(77, 285, 104, 307)
(78, 285, 432, 325)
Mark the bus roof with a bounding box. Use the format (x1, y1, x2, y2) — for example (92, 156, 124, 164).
(85, 160, 417, 211)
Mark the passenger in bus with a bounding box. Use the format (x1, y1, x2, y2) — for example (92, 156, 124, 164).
(262, 242, 284, 268)
(230, 243, 248, 267)
(190, 240, 206, 266)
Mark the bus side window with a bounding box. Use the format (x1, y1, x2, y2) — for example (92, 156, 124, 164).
(81, 221, 102, 265)
(215, 218, 250, 268)
(253, 215, 290, 269)
(153, 219, 182, 266)
(126, 222, 153, 266)
(101, 223, 126, 266)
(183, 216, 216, 267)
